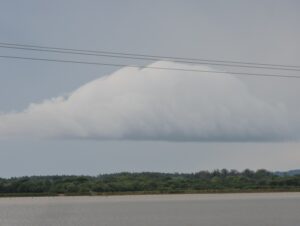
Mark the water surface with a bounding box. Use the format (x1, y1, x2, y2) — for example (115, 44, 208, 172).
(0, 193, 299, 226)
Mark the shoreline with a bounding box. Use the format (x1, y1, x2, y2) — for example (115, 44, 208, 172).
(1, 192, 300, 204)
(1, 189, 300, 198)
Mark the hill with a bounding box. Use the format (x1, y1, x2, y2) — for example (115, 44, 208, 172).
(274, 169, 300, 176)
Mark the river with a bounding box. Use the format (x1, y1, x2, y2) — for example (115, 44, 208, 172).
(0, 193, 299, 226)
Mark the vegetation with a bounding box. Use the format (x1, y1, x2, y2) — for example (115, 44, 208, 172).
(1, 169, 300, 197)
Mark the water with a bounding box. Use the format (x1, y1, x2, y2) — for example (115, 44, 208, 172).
(0, 193, 300, 226)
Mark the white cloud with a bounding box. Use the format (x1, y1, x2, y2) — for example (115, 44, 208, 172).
(0, 61, 297, 141)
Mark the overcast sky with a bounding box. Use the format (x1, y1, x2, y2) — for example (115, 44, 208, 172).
(1, 0, 300, 177)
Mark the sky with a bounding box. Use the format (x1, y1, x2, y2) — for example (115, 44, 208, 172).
(0, 0, 300, 177)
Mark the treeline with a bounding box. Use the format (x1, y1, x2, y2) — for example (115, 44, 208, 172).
(1, 169, 300, 196)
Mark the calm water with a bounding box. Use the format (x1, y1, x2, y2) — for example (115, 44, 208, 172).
(0, 193, 300, 226)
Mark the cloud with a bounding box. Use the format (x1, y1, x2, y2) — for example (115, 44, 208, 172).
(0, 61, 297, 141)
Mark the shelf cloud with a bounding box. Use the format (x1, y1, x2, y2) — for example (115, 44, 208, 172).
(0, 61, 296, 141)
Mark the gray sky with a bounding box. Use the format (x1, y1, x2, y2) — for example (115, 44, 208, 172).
(0, 0, 300, 177)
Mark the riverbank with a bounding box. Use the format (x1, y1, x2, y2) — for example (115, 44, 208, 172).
(1, 170, 300, 197)
(1, 188, 300, 198)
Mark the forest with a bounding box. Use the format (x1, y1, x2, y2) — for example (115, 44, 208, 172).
(1, 169, 300, 196)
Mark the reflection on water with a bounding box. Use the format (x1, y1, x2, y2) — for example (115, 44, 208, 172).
(0, 193, 300, 226)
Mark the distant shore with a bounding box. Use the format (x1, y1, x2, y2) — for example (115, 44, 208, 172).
(1, 170, 300, 198)
(1, 189, 300, 198)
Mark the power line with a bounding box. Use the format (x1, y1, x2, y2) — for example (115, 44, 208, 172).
(0, 41, 300, 70)
(1, 44, 300, 72)
(1, 54, 300, 79)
